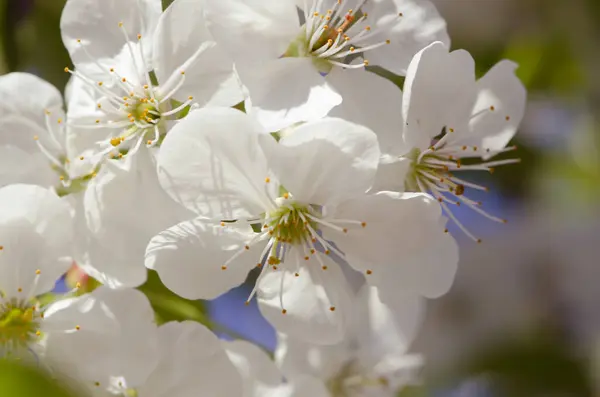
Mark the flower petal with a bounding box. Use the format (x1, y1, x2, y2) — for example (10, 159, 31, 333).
(375, 221, 459, 298)
(43, 287, 159, 388)
(362, 0, 450, 75)
(465, 60, 527, 157)
(157, 107, 272, 219)
(402, 42, 476, 150)
(326, 69, 405, 155)
(60, 0, 162, 80)
(275, 333, 351, 382)
(353, 285, 424, 364)
(202, 0, 299, 64)
(224, 339, 284, 397)
(153, 0, 243, 107)
(242, 58, 342, 132)
(265, 118, 380, 205)
(146, 218, 260, 300)
(330, 192, 453, 287)
(79, 149, 190, 288)
(257, 253, 353, 345)
(140, 321, 243, 397)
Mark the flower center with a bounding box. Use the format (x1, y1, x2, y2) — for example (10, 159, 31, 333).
(64, 22, 195, 160)
(284, 0, 397, 73)
(0, 299, 41, 353)
(405, 127, 519, 242)
(327, 361, 390, 397)
(266, 200, 318, 245)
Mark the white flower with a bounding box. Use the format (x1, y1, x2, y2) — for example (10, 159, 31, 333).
(277, 286, 424, 397)
(61, 0, 243, 159)
(0, 73, 97, 192)
(0, 184, 101, 369)
(50, 288, 243, 397)
(146, 107, 456, 344)
(202, 0, 449, 131)
(370, 41, 527, 242)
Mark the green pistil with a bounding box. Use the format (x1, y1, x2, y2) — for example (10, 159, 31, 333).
(267, 203, 317, 245)
(283, 29, 333, 74)
(0, 301, 40, 349)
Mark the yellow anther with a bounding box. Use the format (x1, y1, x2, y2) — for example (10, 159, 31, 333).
(361, 222, 367, 227)
(489, 105, 495, 111)
(75, 325, 81, 331)
(64, 67, 70, 73)
(59, 176, 65, 181)
(147, 140, 152, 145)
(122, 77, 127, 82)
(118, 22, 123, 27)
(137, 34, 142, 40)
(95, 120, 100, 124)
(281, 309, 287, 314)
(17, 287, 22, 293)
(386, 39, 391, 44)
(399, 12, 403, 17)
(350, 46, 355, 52)
(329, 306, 336, 311)
(283, 193, 289, 199)
(366, 269, 373, 275)
(363, 60, 369, 66)
(265, 177, 270, 183)
(35, 331, 41, 336)
(77, 39, 81, 43)
(98, 82, 103, 86)
(97, 103, 102, 109)
(35, 269, 41, 275)
(33, 135, 39, 141)
(110, 68, 115, 72)
(188, 96, 193, 100)
(110, 137, 121, 147)
(221, 265, 227, 270)
(143, 84, 149, 89)
(75, 282, 81, 289)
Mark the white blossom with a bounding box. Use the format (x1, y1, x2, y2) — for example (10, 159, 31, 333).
(202, 0, 449, 131)
(367, 41, 527, 242)
(146, 107, 456, 344)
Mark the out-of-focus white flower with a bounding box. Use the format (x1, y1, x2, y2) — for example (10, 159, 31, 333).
(202, 0, 449, 131)
(49, 288, 244, 397)
(367, 42, 527, 242)
(61, 0, 243, 159)
(0, 184, 116, 374)
(0, 73, 97, 192)
(145, 107, 456, 344)
(60, 0, 243, 288)
(275, 286, 424, 397)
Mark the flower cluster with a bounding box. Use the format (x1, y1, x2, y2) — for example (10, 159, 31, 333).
(0, 0, 526, 395)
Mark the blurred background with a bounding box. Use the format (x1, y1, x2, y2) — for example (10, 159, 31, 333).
(1, 0, 599, 395)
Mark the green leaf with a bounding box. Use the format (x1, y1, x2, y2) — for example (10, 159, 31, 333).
(137, 270, 209, 326)
(0, 361, 86, 397)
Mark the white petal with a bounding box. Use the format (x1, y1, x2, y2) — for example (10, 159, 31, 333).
(370, 157, 411, 193)
(285, 376, 331, 397)
(465, 60, 527, 157)
(60, 0, 162, 80)
(375, 222, 459, 298)
(0, 72, 64, 131)
(275, 333, 351, 382)
(266, 118, 380, 205)
(146, 218, 260, 300)
(157, 107, 272, 219)
(326, 69, 405, 155)
(80, 149, 190, 288)
(140, 321, 243, 397)
(257, 254, 353, 345)
(402, 42, 476, 150)
(242, 58, 342, 132)
(43, 287, 159, 387)
(224, 340, 284, 397)
(0, 73, 66, 187)
(0, 184, 73, 252)
(153, 0, 243, 107)
(330, 192, 447, 279)
(362, 0, 451, 75)
(0, 219, 70, 298)
(353, 286, 424, 365)
(202, 0, 299, 64)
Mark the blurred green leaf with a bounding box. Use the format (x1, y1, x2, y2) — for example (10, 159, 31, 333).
(137, 270, 209, 326)
(0, 361, 85, 397)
